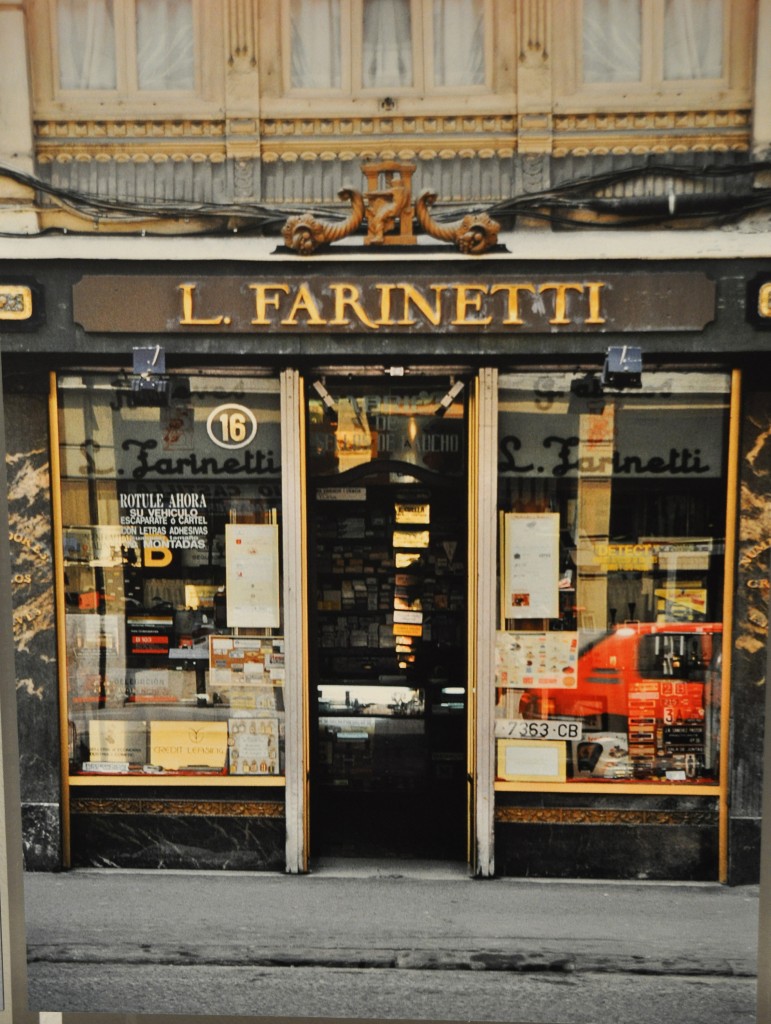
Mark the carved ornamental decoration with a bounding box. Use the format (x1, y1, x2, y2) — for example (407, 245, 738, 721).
(282, 160, 500, 256)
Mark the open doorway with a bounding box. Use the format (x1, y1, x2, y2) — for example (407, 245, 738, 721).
(305, 373, 469, 860)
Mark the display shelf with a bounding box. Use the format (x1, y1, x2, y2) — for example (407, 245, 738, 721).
(69, 774, 286, 787)
(494, 780, 721, 795)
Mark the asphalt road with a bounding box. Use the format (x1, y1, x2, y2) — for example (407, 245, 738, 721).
(28, 963, 756, 1023)
(23, 866, 760, 1023)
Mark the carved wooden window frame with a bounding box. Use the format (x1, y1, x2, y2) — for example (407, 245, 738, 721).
(552, 0, 755, 114)
(28, 0, 225, 119)
(269, 0, 512, 117)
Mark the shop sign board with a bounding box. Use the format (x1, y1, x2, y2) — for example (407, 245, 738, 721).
(72, 272, 716, 335)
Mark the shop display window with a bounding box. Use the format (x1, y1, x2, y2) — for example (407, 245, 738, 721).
(495, 371, 729, 786)
(57, 373, 285, 779)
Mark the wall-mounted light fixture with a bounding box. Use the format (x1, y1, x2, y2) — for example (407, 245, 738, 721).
(130, 346, 189, 406)
(312, 378, 337, 420)
(131, 345, 169, 406)
(601, 346, 642, 389)
(435, 379, 465, 417)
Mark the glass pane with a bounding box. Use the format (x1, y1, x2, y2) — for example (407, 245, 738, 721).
(362, 0, 413, 88)
(664, 0, 723, 79)
(290, 0, 342, 89)
(136, 0, 194, 90)
(433, 0, 484, 87)
(307, 379, 465, 480)
(59, 374, 285, 778)
(582, 0, 642, 83)
(495, 372, 729, 785)
(57, 0, 117, 89)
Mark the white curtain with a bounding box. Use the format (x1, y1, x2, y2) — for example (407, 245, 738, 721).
(58, 0, 117, 89)
(663, 0, 723, 79)
(583, 0, 724, 84)
(362, 0, 413, 89)
(136, 0, 194, 90)
(433, 0, 484, 87)
(582, 0, 642, 83)
(290, 0, 342, 89)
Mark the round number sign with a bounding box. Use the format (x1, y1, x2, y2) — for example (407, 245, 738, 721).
(206, 403, 258, 450)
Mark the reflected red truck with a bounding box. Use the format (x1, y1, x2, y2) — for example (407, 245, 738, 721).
(547, 623, 722, 780)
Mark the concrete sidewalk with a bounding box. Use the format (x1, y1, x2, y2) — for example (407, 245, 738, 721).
(23, 860, 759, 979)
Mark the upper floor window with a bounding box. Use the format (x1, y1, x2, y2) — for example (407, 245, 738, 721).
(56, 0, 194, 92)
(553, 0, 753, 111)
(30, 0, 224, 119)
(288, 0, 486, 96)
(582, 0, 723, 85)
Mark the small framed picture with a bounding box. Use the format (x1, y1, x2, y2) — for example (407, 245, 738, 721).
(497, 738, 567, 783)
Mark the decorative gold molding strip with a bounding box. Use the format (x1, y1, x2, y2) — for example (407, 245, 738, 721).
(552, 109, 751, 157)
(553, 110, 750, 132)
(71, 797, 285, 818)
(35, 120, 226, 139)
(261, 142, 516, 163)
(261, 114, 517, 138)
(552, 136, 750, 158)
(494, 807, 716, 826)
(36, 148, 227, 165)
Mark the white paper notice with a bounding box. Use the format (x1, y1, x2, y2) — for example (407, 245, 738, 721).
(503, 512, 560, 619)
(225, 523, 280, 628)
(505, 743, 560, 779)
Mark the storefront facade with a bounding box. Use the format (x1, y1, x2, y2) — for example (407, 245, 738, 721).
(3, 243, 770, 883)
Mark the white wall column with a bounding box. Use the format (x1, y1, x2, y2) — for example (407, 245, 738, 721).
(280, 369, 309, 873)
(0, 3, 38, 233)
(473, 367, 498, 876)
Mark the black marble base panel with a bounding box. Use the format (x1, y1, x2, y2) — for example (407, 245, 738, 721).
(70, 792, 286, 870)
(21, 803, 62, 871)
(494, 821, 719, 881)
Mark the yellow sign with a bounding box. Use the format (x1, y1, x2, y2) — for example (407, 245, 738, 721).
(0, 285, 32, 320)
(149, 721, 228, 770)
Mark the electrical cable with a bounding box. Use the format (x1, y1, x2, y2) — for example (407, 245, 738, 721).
(2, 156, 771, 235)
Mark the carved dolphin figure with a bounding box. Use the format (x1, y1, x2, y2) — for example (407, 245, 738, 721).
(282, 187, 365, 254)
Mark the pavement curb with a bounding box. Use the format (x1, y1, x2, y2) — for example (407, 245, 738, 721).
(26, 944, 757, 978)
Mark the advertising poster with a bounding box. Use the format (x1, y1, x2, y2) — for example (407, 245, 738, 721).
(225, 523, 281, 628)
(503, 512, 560, 619)
(496, 630, 579, 689)
(228, 717, 279, 775)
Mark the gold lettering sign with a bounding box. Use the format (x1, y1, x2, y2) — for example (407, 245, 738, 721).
(0, 285, 32, 320)
(71, 273, 717, 335)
